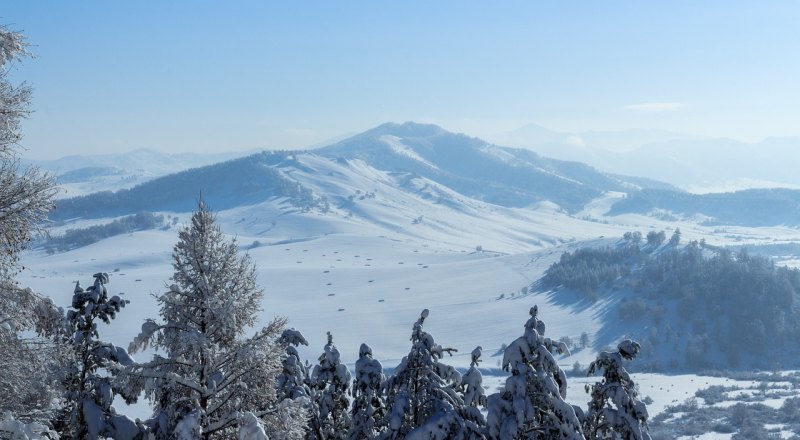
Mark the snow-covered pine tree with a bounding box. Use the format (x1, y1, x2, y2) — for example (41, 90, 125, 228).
(486, 305, 584, 440)
(348, 343, 385, 440)
(277, 328, 312, 401)
(459, 347, 487, 429)
(583, 340, 650, 440)
(379, 309, 484, 440)
(57, 273, 144, 440)
(271, 328, 313, 440)
(307, 332, 352, 440)
(125, 201, 298, 439)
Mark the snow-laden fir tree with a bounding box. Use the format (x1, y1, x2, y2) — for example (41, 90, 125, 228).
(583, 340, 650, 440)
(124, 201, 303, 439)
(348, 343, 385, 440)
(379, 309, 485, 440)
(277, 328, 311, 401)
(57, 273, 144, 440)
(272, 328, 312, 440)
(307, 332, 352, 440)
(459, 347, 487, 428)
(487, 305, 584, 440)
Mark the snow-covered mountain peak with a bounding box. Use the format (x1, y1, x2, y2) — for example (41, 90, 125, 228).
(361, 121, 449, 139)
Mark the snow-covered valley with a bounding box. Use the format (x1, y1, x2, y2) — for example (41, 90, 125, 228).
(16, 125, 800, 437)
(23, 201, 800, 436)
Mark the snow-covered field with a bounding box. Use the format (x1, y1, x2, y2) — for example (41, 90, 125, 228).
(19, 151, 800, 433)
(20, 203, 800, 424)
(21, 224, 604, 371)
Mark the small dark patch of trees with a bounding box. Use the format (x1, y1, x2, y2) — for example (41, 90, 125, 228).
(44, 212, 164, 253)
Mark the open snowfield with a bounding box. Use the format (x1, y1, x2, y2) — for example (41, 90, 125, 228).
(19, 193, 800, 427)
(20, 223, 608, 371)
(18, 151, 800, 431)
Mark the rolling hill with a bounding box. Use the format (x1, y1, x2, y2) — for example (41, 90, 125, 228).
(21, 123, 800, 428)
(50, 122, 677, 221)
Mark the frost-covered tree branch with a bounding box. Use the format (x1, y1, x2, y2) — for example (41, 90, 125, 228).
(0, 27, 55, 276)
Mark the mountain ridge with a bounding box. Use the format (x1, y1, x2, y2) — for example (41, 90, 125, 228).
(50, 122, 677, 221)
(45, 121, 800, 228)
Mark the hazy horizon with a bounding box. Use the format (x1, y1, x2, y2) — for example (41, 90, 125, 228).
(17, 119, 794, 163)
(4, 1, 800, 159)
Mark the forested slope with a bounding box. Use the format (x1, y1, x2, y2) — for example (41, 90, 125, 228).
(540, 232, 800, 370)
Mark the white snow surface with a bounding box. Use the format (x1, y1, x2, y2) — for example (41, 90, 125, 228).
(17, 150, 800, 423)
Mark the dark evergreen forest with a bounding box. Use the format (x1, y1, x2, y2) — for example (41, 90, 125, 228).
(541, 231, 800, 370)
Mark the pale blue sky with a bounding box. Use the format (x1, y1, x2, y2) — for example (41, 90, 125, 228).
(4, 1, 800, 158)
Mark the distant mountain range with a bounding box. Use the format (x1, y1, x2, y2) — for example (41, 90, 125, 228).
(609, 188, 800, 227)
(23, 148, 258, 175)
(42, 122, 800, 227)
(24, 148, 259, 198)
(48, 122, 675, 221)
(488, 124, 800, 192)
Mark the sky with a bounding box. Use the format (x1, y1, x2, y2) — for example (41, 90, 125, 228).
(3, 1, 800, 159)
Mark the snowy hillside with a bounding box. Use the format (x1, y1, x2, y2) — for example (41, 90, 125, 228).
(25, 152, 800, 371)
(22, 193, 800, 426)
(21, 122, 800, 431)
(50, 121, 672, 224)
(319, 122, 673, 212)
(34, 124, 800, 369)
(49, 152, 324, 221)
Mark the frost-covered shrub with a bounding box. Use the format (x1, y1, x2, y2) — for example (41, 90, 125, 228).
(694, 385, 737, 406)
(0, 284, 63, 434)
(0, 26, 58, 436)
(0, 26, 56, 275)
